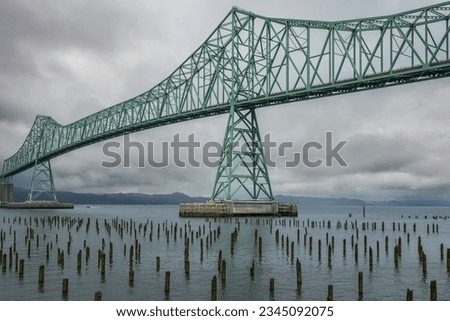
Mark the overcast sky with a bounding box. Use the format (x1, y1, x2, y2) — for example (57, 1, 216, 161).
(1, 0, 450, 201)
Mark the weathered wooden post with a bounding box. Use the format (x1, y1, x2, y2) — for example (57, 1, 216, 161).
(296, 259, 302, 289)
(394, 245, 399, 268)
(19, 259, 24, 278)
(422, 253, 427, 275)
(430, 280, 437, 301)
(447, 248, 450, 272)
(77, 250, 82, 272)
(221, 259, 227, 282)
(156, 256, 160, 272)
(164, 271, 170, 294)
(258, 236, 262, 258)
(62, 278, 69, 296)
(109, 242, 113, 263)
(211, 275, 217, 301)
(327, 284, 333, 301)
(38, 265, 45, 287)
(129, 267, 135, 287)
(269, 278, 275, 297)
(94, 291, 102, 301)
(250, 260, 255, 279)
(318, 239, 322, 260)
(328, 244, 332, 267)
(358, 271, 363, 301)
(406, 289, 413, 301)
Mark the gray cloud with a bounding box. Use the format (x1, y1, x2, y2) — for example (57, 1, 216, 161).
(2, 0, 450, 202)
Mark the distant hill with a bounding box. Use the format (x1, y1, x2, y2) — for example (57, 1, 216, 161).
(13, 187, 450, 206)
(14, 188, 207, 205)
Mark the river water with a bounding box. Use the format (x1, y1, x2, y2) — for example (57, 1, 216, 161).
(0, 205, 449, 301)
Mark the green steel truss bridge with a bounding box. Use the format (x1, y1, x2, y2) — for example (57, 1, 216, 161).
(2, 2, 450, 202)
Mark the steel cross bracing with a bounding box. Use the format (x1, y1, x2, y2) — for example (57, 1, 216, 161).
(212, 105, 273, 200)
(2, 2, 450, 198)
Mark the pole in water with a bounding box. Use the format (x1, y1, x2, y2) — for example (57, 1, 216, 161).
(19, 259, 24, 278)
(38, 265, 45, 287)
(430, 280, 437, 301)
(406, 289, 413, 301)
(221, 260, 227, 282)
(358, 271, 363, 301)
(129, 268, 135, 287)
(211, 275, 217, 301)
(94, 291, 102, 301)
(296, 259, 302, 289)
(164, 271, 170, 295)
(269, 278, 275, 297)
(62, 278, 69, 296)
(327, 284, 333, 301)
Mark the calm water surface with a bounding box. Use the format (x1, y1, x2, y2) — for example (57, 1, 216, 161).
(0, 205, 449, 301)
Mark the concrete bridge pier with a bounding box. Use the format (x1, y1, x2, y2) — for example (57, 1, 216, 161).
(0, 183, 14, 207)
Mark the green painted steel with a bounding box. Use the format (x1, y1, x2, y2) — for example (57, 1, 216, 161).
(212, 105, 273, 200)
(28, 160, 58, 202)
(3, 2, 450, 196)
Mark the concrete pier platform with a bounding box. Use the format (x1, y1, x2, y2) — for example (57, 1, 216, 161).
(179, 200, 297, 217)
(3, 201, 74, 209)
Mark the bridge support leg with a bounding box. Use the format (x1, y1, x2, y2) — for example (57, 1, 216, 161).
(0, 176, 14, 206)
(28, 160, 58, 202)
(212, 106, 273, 200)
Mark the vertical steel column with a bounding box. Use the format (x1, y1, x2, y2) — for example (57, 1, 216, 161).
(211, 107, 274, 201)
(28, 160, 58, 202)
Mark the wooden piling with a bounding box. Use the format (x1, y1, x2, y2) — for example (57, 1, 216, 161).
(258, 236, 262, 258)
(318, 239, 322, 260)
(369, 247, 373, 272)
(364, 235, 367, 254)
(77, 250, 82, 272)
(19, 259, 24, 278)
(221, 260, 226, 282)
(447, 248, 450, 272)
(406, 289, 413, 301)
(200, 238, 204, 261)
(422, 253, 427, 275)
(358, 271, 363, 301)
(394, 246, 399, 268)
(156, 256, 160, 272)
(129, 268, 134, 287)
(94, 291, 102, 301)
(38, 265, 45, 286)
(211, 275, 217, 301)
(430, 280, 437, 301)
(296, 259, 302, 289)
(109, 242, 113, 262)
(62, 278, 69, 296)
(250, 260, 255, 279)
(328, 244, 332, 266)
(327, 284, 333, 301)
(269, 278, 275, 296)
(164, 271, 170, 294)
(184, 260, 190, 275)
